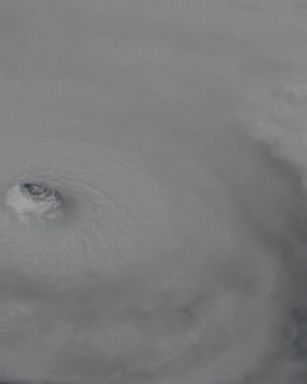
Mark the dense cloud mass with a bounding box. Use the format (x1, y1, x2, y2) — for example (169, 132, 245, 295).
(0, 1, 307, 383)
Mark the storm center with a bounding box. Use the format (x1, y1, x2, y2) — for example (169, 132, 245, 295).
(5, 181, 64, 222)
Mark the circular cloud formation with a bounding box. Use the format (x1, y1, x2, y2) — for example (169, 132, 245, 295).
(5, 182, 64, 222)
(0, 1, 306, 384)
(0, 130, 304, 384)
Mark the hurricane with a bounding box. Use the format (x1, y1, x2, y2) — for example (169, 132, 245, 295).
(0, 1, 307, 384)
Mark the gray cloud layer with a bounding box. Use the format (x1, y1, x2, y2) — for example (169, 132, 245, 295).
(0, 1, 306, 383)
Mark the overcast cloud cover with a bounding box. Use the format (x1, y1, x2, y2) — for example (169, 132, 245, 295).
(0, 1, 307, 383)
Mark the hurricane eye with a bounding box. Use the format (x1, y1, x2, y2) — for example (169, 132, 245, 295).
(21, 183, 49, 198)
(5, 181, 64, 222)
(24, 183, 45, 194)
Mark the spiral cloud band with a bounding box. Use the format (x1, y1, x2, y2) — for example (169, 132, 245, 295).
(0, 1, 306, 384)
